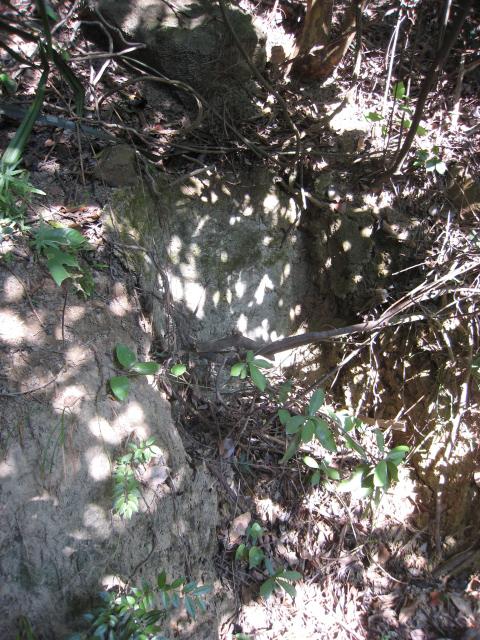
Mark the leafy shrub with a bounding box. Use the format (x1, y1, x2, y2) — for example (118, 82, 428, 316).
(69, 572, 211, 639)
(365, 80, 446, 175)
(229, 357, 409, 502)
(0, 163, 45, 236)
(235, 521, 302, 598)
(231, 350, 273, 392)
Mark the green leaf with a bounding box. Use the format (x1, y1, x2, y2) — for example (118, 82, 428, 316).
(170, 363, 187, 377)
(110, 376, 130, 401)
(157, 571, 167, 588)
(335, 411, 362, 432)
(338, 465, 368, 493)
(386, 460, 399, 483)
(435, 161, 447, 175)
(375, 428, 385, 453)
(303, 455, 319, 469)
(314, 418, 337, 452)
(46, 256, 73, 285)
(0, 73, 17, 95)
(416, 149, 429, 163)
(171, 577, 185, 589)
(131, 361, 160, 375)
(402, 118, 412, 129)
(2, 69, 48, 166)
(308, 389, 325, 416)
(43, 247, 81, 286)
(259, 578, 275, 599)
(365, 111, 383, 122)
(280, 433, 301, 464)
(184, 595, 196, 619)
(386, 445, 409, 464)
(50, 48, 84, 116)
(301, 418, 315, 443)
(393, 80, 406, 100)
(373, 460, 388, 488)
(115, 344, 137, 369)
(246, 350, 254, 363)
(251, 357, 273, 369)
(277, 409, 290, 426)
(278, 380, 292, 403)
(275, 578, 296, 597)
(281, 570, 302, 581)
(248, 522, 264, 542)
(343, 433, 367, 459)
(33, 223, 89, 251)
(235, 543, 247, 561)
(325, 466, 340, 480)
(416, 124, 427, 136)
(286, 414, 305, 434)
(425, 156, 440, 172)
(231, 362, 247, 377)
(249, 365, 267, 392)
(310, 470, 321, 485)
(45, 4, 59, 21)
(248, 546, 265, 569)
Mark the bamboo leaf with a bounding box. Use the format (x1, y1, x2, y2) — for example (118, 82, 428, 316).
(2, 70, 48, 166)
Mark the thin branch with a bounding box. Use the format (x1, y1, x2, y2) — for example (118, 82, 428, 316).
(374, 0, 473, 184)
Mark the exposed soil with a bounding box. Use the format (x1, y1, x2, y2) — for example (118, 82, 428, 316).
(1, 1, 480, 639)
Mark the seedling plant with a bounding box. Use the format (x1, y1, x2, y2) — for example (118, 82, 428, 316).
(229, 353, 409, 502)
(70, 571, 211, 639)
(109, 344, 160, 401)
(112, 437, 161, 519)
(365, 80, 446, 175)
(31, 223, 94, 296)
(235, 521, 302, 599)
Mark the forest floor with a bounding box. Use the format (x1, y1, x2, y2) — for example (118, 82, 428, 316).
(1, 1, 480, 639)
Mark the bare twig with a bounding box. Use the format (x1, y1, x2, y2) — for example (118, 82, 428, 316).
(217, 0, 301, 185)
(0, 372, 62, 397)
(374, 0, 473, 184)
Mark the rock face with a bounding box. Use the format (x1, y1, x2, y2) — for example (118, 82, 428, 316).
(82, 0, 265, 123)
(0, 257, 219, 638)
(108, 165, 308, 351)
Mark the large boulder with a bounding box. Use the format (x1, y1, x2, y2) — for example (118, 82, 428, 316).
(82, 0, 266, 123)
(107, 164, 308, 352)
(0, 255, 219, 638)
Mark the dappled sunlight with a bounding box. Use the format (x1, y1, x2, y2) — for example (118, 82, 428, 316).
(112, 401, 149, 440)
(0, 451, 17, 479)
(85, 446, 111, 481)
(0, 308, 40, 344)
(109, 292, 133, 317)
(253, 274, 274, 305)
(82, 503, 110, 540)
(65, 344, 90, 367)
(52, 383, 87, 413)
(89, 415, 122, 445)
(2, 274, 24, 302)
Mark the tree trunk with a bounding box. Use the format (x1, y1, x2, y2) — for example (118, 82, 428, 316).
(295, 0, 334, 57)
(292, 0, 365, 82)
